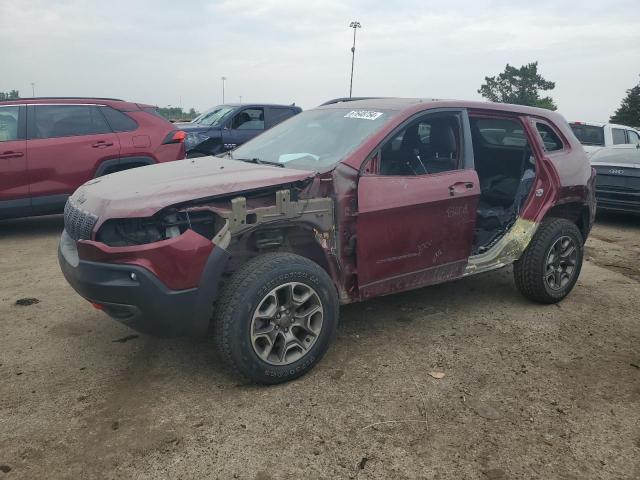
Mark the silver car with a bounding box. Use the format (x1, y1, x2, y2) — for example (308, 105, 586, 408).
(571, 121, 640, 213)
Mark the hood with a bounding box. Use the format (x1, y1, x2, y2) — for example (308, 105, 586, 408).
(176, 122, 220, 133)
(73, 157, 315, 222)
(589, 147, 640, 169)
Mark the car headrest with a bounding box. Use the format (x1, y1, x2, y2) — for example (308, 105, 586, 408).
(400, 124, 422, 152)
(430, 120, 457, 155)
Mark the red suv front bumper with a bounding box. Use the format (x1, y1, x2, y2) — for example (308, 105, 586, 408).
(58, 230, 230, 337)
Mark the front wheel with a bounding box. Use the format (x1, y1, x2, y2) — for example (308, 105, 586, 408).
(514, 217, 584, 304)
(213, 253, 339, 384)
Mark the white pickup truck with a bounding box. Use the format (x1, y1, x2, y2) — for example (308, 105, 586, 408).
(570, 121, 640, 213)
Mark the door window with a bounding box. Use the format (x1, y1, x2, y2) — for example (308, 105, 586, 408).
(626, 130, 640, 145)
(32, 105, 111, 139)
(378, 113, 461, 176)
(535, 123, 564, 152)
(474, 118, 528, 147)
(0, 106, 19, 142)
(267, 108, 297, 127)
(232, 108, 264, 130)
(612, 128, 626, 145)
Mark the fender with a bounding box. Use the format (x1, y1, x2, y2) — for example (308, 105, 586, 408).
(193, 134, 225, 156)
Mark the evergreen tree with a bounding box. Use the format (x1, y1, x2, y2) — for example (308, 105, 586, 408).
(479, 62, 557, 110)
(610, 78, 640, 127)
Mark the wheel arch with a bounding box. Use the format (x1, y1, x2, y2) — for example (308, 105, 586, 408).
(225, 223, 336, 286)
(543, 202, 591, 241)
(94, 156, 156, 177)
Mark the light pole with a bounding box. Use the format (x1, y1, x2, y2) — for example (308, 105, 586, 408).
(239, 95, 242, 104)
(31, 82, 35, 97)
(348, 21, 361, 98)
(221, 76, 227, 103)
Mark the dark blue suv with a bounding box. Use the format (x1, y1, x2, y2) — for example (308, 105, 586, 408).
(179, 103, 301, 157)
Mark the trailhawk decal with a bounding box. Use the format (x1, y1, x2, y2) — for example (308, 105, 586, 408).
(344, 110, 383, 120)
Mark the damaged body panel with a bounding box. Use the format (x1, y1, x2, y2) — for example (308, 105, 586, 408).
(59, 97, 595, 383)
(465, 217, 539, 275)
(74, 156, 316, 227)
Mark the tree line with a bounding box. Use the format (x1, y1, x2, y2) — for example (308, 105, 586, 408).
(478, 62, 639, 127)
(2, 71, 639, 126)
(156, 106, 200, 122)
(0, 90, 20, 101)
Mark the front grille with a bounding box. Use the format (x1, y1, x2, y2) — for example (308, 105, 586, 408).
(64, 198, 98, 241)
(595, 166, 640, 191)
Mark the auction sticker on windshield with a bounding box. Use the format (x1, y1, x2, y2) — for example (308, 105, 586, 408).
(344, 110, 383, 120)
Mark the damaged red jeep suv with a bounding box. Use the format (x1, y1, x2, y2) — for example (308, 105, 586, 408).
(59, 98, 596, 383)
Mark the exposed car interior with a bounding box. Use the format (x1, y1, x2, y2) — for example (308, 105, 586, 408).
(379, 115, 460, 175)
(0, 109, 19, 141)
(33, 105, 110, 138)
(377, 113, 537, 255)
(233, 108, 265, 130)
(469, 116, 536, 253)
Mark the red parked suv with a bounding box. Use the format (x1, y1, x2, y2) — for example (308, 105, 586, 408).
(0, 97, 185, 219)
(59, 98, 596, 384)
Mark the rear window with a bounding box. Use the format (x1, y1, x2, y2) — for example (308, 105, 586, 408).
(570, 123, 604, 146)
(474, 118, 528, 147)
(101, 106, 138, 132)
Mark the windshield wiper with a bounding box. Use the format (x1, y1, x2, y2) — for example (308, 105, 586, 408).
(234, 157, 284, 168)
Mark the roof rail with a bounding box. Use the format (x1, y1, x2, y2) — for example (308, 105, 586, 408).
(319, 97, 383, 106)
(0, 96, 125, 102)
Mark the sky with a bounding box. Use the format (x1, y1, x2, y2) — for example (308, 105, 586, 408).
(1, 0, 639, 122)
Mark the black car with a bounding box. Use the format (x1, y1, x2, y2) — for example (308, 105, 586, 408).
(178, 103, 301, 157)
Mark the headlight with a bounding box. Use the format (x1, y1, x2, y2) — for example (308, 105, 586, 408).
(185, 132, 210, 151)
(96, 210, 223, 246)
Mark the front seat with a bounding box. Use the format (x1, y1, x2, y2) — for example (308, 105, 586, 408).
(425, 120, 458, 173)
(397, 124, 428, 175)
(235, 112, 251, 129)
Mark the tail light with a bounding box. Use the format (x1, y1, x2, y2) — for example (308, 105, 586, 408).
(162, 130, 186, 144)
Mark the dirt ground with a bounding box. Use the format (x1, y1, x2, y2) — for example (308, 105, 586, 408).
(1, 212, 639, 480)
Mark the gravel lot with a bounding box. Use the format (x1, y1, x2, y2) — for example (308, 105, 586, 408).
(1, 213, 639, 479)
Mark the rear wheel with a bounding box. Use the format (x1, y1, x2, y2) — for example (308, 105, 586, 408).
(514, 217, 583, 304)
(213, 253, 339, 384)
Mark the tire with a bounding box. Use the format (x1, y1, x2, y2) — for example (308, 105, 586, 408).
(213, 253, 339, 384)
(514, 217, 584, 304)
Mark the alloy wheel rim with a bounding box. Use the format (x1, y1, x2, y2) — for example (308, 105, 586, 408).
(250, 282, 324, 366)
(544, 235, 578, 291)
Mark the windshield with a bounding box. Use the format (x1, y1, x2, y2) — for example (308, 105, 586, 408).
(570, 123, 605, 146)
(230, 108, 395, 170)
(192, 105, 234, 126)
